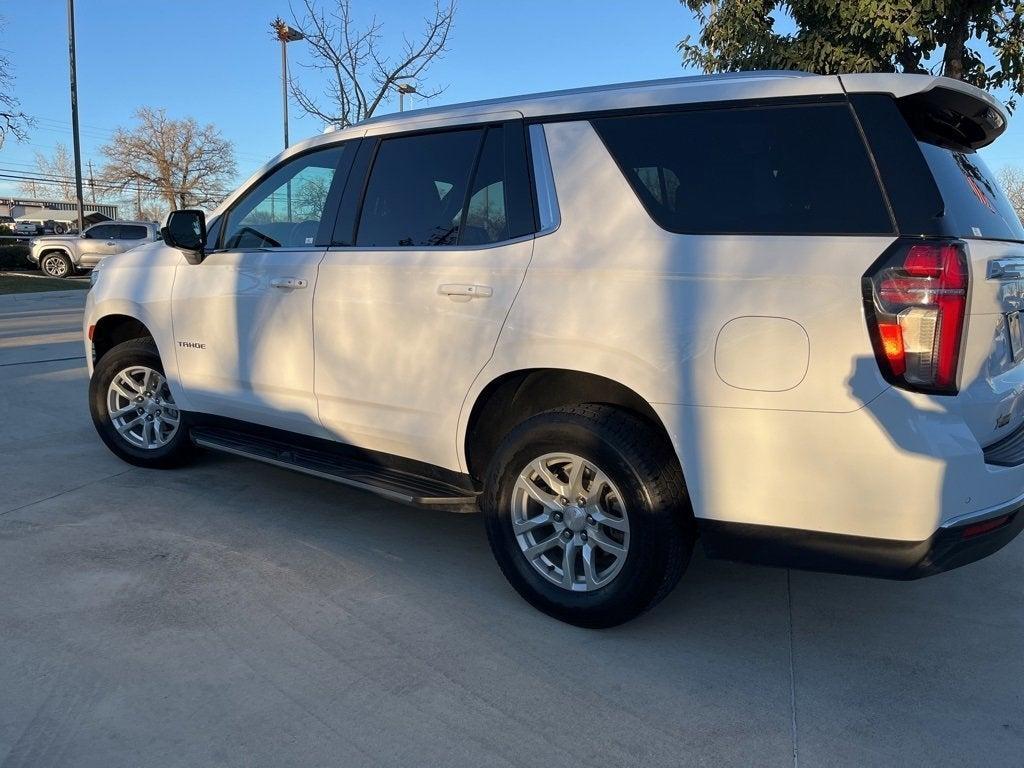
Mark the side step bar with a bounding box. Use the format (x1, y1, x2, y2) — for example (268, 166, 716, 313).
(191, 427, 480, 511)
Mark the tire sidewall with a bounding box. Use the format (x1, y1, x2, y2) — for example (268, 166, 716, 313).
(89, 341, 191, 468)
(483, 413, 684, 626)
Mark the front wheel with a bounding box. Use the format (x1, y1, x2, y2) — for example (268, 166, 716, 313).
(40, 252, 74, 278)
(89, 338, 195, 468)
(482, 404, 694, 628)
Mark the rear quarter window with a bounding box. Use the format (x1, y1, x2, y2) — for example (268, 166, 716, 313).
(592, 103, 893, 236)
(918, 143, 1024, 242)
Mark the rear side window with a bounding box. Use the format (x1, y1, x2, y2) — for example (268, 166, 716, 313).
(918, 143, 1024, 242)
(118, 225, 148, 240)
(592, 103, 893, 235)
(354, 123, 535, 248)
(356, 129, 482, 247)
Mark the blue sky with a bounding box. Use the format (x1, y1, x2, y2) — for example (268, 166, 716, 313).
(2, 0, 1023, 204)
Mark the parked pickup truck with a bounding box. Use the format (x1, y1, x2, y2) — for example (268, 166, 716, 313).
(29, 221, 161, 277)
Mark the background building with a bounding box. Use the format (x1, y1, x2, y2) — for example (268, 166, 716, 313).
(0, 197, 118, 232)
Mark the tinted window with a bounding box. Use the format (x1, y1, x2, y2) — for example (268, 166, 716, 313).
(223, 145, 348, 249)
(118, 225, 148, 240)
(593, 103, 893, 235)
(87, 224, 117, 239)
(461, 126, 510, 245)
(918, 143, 1024, 242)
(356, 129, 482, 247)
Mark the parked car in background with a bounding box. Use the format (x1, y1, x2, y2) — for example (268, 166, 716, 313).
(0, 215, 14, 233)
(42, 219, 73, 235)
(14, 221, 42, 236)
(29, 221, 161, 277)
(84, 71, 1024, 627)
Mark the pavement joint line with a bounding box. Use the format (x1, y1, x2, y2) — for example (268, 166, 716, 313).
(787, 568, 800, 768)
(0, 467, 137, 518)
(0, 355, 86, 368)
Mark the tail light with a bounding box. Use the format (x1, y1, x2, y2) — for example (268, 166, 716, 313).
(863, 239, 969, 394)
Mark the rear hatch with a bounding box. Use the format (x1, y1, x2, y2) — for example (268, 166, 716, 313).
(921, 142, 1024, 448)
(848, 78, 1024, 451)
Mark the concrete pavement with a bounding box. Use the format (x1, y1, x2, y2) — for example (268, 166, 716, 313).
(1, 290, 1022, 767)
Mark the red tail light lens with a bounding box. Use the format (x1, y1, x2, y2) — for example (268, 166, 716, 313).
(863, 240, 969, 394)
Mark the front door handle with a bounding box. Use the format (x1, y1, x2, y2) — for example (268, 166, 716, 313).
(438, 283, 493, 302)
(271, 277, 309, 290)
(106, 241, 117, 246)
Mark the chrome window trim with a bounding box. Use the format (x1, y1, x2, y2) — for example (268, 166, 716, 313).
(529, 123, 560, 236)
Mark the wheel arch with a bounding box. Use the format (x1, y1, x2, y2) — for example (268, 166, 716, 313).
(91, 314, 154, 364)
(38, 246, 74, 260)
(462, 368, 677, 481)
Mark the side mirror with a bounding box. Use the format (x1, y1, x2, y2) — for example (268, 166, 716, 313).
(162, 209, 207, 265)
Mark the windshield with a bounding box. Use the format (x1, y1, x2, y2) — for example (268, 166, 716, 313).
(919, 142, 1024, 242)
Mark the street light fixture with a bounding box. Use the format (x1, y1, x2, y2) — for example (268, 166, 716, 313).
(272, 17, 304, 149)
(397, 83, 417, 113)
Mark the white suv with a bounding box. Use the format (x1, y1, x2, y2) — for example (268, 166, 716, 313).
(84, 72, 1024, 627)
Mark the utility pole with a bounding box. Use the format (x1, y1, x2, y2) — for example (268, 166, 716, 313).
(136, 179, 142, 219)
(87, 159, 96, 204)
(66, 0, 85, 233)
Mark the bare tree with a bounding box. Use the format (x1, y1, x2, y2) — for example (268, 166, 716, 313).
(100, 107, 237, 211)
(286, 0, 455, 128)
(0, 22, 31, 149)
(999, 166, 1024, 223)
(19, 144, 77, 201)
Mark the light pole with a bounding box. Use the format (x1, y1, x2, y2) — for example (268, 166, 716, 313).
(272, 17, 304, 150)
(67, 0, 85, 232)
(397, 83, 417, 112)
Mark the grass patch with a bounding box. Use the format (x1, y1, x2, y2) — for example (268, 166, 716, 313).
(0, 273, 90, 295)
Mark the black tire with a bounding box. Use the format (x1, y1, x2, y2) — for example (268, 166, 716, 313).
(89, 338, 194, 468)
(482, 404, 694, 628)
(40, 252, 74, 278)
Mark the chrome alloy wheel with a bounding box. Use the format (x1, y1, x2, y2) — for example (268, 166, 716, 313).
(42, 254, 69, 277)
(511, 452, 630, 592)
(106, 366, 180, 450)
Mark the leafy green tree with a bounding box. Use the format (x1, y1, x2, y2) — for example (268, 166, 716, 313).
(679, 1, 1024, 108)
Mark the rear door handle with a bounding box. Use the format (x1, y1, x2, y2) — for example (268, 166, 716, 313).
(106, 241, 116, 246)
(271, 277, 309, 290)
(438, 283, 493, 302)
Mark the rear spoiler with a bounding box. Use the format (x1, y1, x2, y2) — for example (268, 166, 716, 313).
(840, 74, 1008, 150)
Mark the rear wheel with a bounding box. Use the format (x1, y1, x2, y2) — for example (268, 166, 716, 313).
(482, 404, 693, 627)
(40, 252, 74, 278)
(89, 339, 194, 468)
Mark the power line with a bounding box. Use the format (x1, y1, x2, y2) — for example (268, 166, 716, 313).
(0, 168, 228, 199)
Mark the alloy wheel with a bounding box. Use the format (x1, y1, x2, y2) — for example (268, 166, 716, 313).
(42, 255, 68, 277)
(106, 365, 180, 450)
(511, 452, 630, 592)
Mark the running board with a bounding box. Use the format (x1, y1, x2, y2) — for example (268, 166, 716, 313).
(190, 427, 479, 511)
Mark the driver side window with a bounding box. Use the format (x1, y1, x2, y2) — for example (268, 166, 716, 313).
(221, 144, 349, 250)
(87, 224, 117, 240)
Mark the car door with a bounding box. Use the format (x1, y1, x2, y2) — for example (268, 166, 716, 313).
(77, 224, 121, 267)
(171, 142, 354, 436)
(314, 116, 536, 467)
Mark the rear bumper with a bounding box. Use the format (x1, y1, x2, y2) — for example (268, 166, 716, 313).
(699, 495, 1024, 580)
